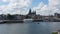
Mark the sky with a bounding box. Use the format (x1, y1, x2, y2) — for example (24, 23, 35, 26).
(0, 0, 60, 15)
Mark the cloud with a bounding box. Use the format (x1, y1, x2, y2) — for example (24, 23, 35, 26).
(49, 0, 60, 13)
(0, 0, 60, 15)
(33, 0, 60, 15)
(32, 2, 49, 15)
(2, 0, 8, 2)
(0, 0, 32, 14)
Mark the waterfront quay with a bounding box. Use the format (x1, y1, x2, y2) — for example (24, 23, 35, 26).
(0, 20, 24, 24)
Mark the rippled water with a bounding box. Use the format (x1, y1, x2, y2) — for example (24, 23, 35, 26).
(0, 22, 60, 34)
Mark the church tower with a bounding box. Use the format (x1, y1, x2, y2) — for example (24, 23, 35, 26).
(28, 9, 32, 14)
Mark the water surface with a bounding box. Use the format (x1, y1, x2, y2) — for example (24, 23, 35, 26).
(0, 22, 60, 34)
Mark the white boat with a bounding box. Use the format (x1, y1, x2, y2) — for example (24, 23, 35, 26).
(23, 19, 33, 23)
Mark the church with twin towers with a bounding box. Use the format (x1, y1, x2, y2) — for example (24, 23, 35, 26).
(28, 9, 36, 16)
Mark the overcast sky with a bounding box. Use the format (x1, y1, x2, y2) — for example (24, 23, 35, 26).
(0, 0, 60, 15)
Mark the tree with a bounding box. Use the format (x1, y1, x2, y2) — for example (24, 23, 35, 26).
(7, 14, 14, 20)
(52, 32, 58, 34)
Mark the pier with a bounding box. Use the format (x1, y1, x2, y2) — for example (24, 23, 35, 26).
(0, 20, 24, 24)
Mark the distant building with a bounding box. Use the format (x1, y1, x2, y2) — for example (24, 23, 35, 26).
(41, 16, 54, 22)
(26, 9, 36, 19)
(28, 9, 36, 16)
(54, 13, 60, 18)
(0, 14, 7, 20)
(12, 14, 25, 20)
(58, 30, 60, 34)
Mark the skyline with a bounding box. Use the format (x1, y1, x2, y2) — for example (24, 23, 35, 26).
(0, 0, 60, 15)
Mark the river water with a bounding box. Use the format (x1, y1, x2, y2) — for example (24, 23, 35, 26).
(0, 22, 60, 34)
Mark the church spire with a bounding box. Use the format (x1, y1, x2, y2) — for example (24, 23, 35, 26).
(29, 9, 31, 14)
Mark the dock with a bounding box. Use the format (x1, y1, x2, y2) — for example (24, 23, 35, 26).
(0, 20, 24, 24)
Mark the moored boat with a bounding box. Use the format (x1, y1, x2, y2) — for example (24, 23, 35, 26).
(23, 19, 33, 23)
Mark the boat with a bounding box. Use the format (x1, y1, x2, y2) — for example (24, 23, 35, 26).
(33, 19, 43, 22)
(23, 19, 33, 23)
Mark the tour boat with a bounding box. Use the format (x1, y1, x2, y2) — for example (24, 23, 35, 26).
(23, 19, 33, 23)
